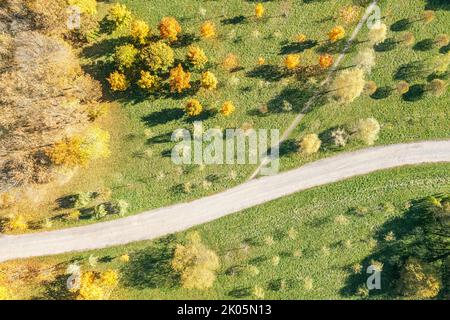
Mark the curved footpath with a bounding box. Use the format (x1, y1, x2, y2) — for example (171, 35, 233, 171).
(1, 140, 450, 262)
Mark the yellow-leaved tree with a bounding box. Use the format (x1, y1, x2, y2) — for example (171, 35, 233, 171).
(172, 232, 220, 290)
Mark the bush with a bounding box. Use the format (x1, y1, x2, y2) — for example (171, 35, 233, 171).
(169, 64, 191, 93)
(108, 3, 132, 28)
(82, 126, 111, 160)
(284, 54, 300, 70)
(74, 192, 94, 208)
(368, 23, 387, 45)
(355, 118, 380, 145)
(222, 53, 239, 71)
(47, 136, 89, 167)
(201, 71, 218, 90)
(141, 41, 174, 72)
(114, 44, 138, 70)
(200, 21, 216, 39)
(398, 258, 441, 299)
(47, 127, 110, 167)
(172, 232, 220, 290)
(319, 54, 333, 69)
(354, 48, 376, 74)
(255, 3, 265, 19)
(329, 26, 345, 42)
(107, 71, 129, 91)
(298, 134, 321, 155)
(94, 203, 108, 219)
(131, 19, 151, 45)
(186, 45, 208, 68)
(426, 79, 447, 97)
(220, 101, 235, 116)
(396, 81, 410, 95)
(68, 0, 97, 16)
(329, 68, 365, 104)
(137, 71, 159, 92)
(158, 17, 181, 41)
(4, 215, 28, 232)
(185, 99, 203, 117)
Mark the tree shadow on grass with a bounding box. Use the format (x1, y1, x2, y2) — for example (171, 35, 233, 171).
(33, 274, 74, 300)
(402, 84, 426, 102)
(246, 65, 285, 82)
(142, 108, 184, 127)
(279, 139, 299, 157)
(413, 39, 435, 51)
(221, 15, 248, 25)
(374, 38, 398, 52)
(425, 0, 450, 10)
(394, 61, 429, 82)
(228, 287, 251, 298)
(280, 40, 318, 55)
(340, 195, 449, 299)
(370, 86, 393, 100)
(316, 39, 356, 55)
(122, 235, 179, 289)
(82, 36, 130, 60)
(390, 19, 412, 32)
(267, 85, 316, 113)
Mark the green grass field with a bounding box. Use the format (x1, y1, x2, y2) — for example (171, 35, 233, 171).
(10, 163, 450, 300)
(15, 0, 446, 231)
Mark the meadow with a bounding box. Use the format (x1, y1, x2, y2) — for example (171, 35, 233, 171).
(3, 0, 447, 232)
(5, 163, 450, 299)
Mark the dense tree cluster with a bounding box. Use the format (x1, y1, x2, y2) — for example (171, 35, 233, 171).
(0, 1, 103, 192)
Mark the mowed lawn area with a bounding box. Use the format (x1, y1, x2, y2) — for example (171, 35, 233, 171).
(9, 163, 450, 299)
(3, 0, 448, 230)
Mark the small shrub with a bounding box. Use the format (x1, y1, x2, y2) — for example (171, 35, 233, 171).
(169, 64, 191, 93)
(94, 203, 108, 219)
(368, 23, 387, 45)
(4, 215, 28, 232)
(398, 32, 415, 47)
(396, 81, 410, 95)
(298, 134, 321, 155)
(284, 54, 300, 70)
(319, 54, 333, 69)
(222, 53, 239, 71)
(131, 19, 151, 44)
(47, 136, 89, 167)
(200, 71, 218, 90)
(252, 285, 265, 299)
(329, 68, 365, 104)
(114, 44, 138, 70)
(398, 258, 441, 299)
(141, 41, 175, 72)
(339, 5, 360, 24)
(108, 3, 132, 28)
(200, 21, 216, 39)
(329, 26, 345, 42)
(158, 17, 181, 41)
(220, 101, 235, 116)
(331, 128, 349, 147)
(137, 71, 160, 92)
(172, 232, 220, 290)
(426, 79, 447, 97)
(255, 3, 265, 19)
(107, 71, 129, 91)
(185, 99, 203, 117)
(354, 48, 376, 74)
(74, 192, 93, 208)
(68, 0, 97, 16)
(355, 118, 380, 145)
(186, 45, 208, 68)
